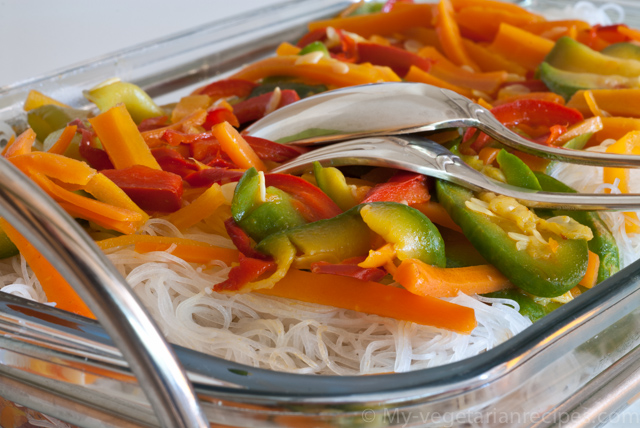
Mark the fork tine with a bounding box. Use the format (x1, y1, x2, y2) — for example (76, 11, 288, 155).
(271, 136, 640, 211)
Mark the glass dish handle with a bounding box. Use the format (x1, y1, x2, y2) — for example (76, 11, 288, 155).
(0, 158, 208, 428)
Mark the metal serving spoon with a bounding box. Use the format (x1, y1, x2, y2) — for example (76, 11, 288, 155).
(246, 82, 640, 168)
(271, 135, 640, 211)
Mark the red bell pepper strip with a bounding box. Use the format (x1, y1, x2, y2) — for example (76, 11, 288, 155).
(192, 79, 258, 98)
(356, 43, 432, 77)
(467, 99, 584, 152)
(296, 28, 328, 48)
(101, 165, 184, 213)
(72, 121, 114, 171)
(362, 172, 431, 205)
(592, 24, 630, 44)
(202, 108, 240, 130)
(233, 89, 301, 125)
(224, 218, 273, 260)
(216, 253, 277, 291)
(161, 129, 215, 146)
(311, 258, 387, 282)
(137, 116, 169, 132)
(330, 29, 359, 63)
(243, 136, 304, 163)
(184, 168, 244, 187)
(151, 147, 198, 178)
(264, 173, 342, 222)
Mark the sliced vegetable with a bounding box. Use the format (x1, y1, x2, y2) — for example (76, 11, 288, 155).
(85, 80, 164, 123)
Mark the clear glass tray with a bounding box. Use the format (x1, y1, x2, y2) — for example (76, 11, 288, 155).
(1, 1, 640, 427)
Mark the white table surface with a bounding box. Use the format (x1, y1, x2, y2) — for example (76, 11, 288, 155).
(2, 1, 640, 427)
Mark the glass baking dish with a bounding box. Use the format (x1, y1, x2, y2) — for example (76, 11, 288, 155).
(2, 1, 640, 427)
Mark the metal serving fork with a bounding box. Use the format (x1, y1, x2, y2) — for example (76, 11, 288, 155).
(271, 135, 640, 211)
(247, 82, 640, 168)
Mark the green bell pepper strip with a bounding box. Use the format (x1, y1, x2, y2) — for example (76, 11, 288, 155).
(27, 105, 90, 142)
(483, 289, 562, 322)
(313, 162, 358, 211)
(257, 202, 445, 270)
(534, 172, 620, 284)
(298, 41, 331, 58)
(436, 180, 589, 297)
(84, 80, 164, 124)
(496, 149, 542, 190)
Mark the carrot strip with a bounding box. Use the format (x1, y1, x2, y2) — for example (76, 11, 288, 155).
(89, 104, 161, 170)
(0, 219, 94, 319)
(168, 183, 226, 230)
(256, 269, 477, 334)
(229, 56, 400, 88)
(578, 251, 600, 288)
(394, 258, 512, 298)
(489, 23, 555, 71)
(434, 0, 480, 71)
(412, 201, 462, 233)
(212, 121, 266, 171)
(404, 65, 474, 98)
(23, 90, 71, 111)
(3, 129, 36, 158)
(308, 3, 435, 38)
(134, 242, 239, 265)
(47, 125, 78, 155)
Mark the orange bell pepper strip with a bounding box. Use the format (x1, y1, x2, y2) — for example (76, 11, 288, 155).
(47, 124, 78, 155)
(0, 218, 94, 319)
(256, 269, 477, 334)
(88, 104, 161, 170)
(171, 95, 212, 123)
(417, 46, 507, 94)
(618, 26, 640, 43)
(603, 131, 640, 233)
(404, 66, 474, 98)
(228, 55, 400, 88)
(307, 3, 435, 38)
(434, 0, 480, 72)
(461, 39, 527, 76)
(522, 20, 591, 37)
(587, 117, 640, 147)
(578, 251, 600, 288)
(456, 7, 545, 43)
(394, 258, 512, 298)
(276, 42, 301, 56)
(9, 152, 96, 186)
(402, 27, 442, 53)
(23, 90, 71, 112)
(489, 24, 555, 72)
(211, 121, 266, 171)
(567, 89, 640, 119)
(3, 129, 36, 158)
(168, 183, 226, 230)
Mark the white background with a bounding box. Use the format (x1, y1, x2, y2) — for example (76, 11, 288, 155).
(1, 1, 640, 427)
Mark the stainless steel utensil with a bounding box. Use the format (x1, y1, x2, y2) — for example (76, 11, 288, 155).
(247, 82, 640, 168)
(272, 135, 640, 211)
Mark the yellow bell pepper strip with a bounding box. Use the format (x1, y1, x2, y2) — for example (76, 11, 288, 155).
(434, 0, 480, 72)
(394, 258, 512, 298)
(276, 42, 301, 56)
(489, 23, 555, 72)
(47, 124, 78, 155)
(23, 90, 71, 112)
(461, 39, 527, 76)
(88, 104, 161, 170)
(84, 80, 164, 124)
(168, 183, 226, 230)
(567, 89, 640, 118)
(578, 251, 600, 288)
(58, 201, 143, 235)
(312, 162, 358, 211)
(358, 243, 396, 269)
(212, 121, 266, 171)
(228, 55, 400, 88)
(455, 7, 546, 43)
(83, 173, 149, 219)
(171, 95, 212, 123)
(307, 3, 435, 38)
(603, 130, 640, 233)
(404, 65, 474, 98)
(141, 109, 207, 148)
(256, 268, 477, 334)
(417, 47, 507, 94)
(0, 218, 94, 319)
(3, 129, 36, 158)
